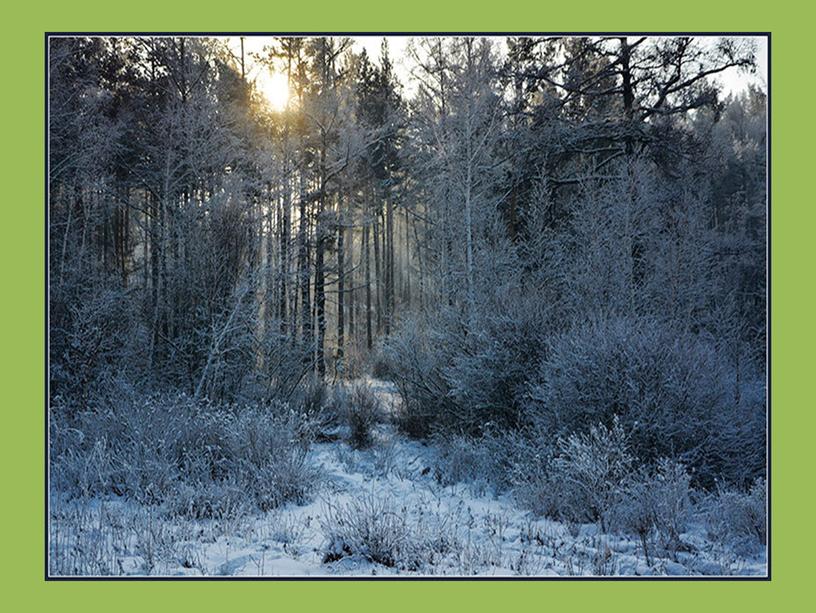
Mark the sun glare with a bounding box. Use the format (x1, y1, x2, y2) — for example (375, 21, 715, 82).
(256, 70, 290, 112)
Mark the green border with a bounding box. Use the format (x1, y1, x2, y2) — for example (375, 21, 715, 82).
(3, 0, 812, 609)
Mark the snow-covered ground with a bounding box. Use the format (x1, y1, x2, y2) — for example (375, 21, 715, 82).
(49, 379, 767, 578)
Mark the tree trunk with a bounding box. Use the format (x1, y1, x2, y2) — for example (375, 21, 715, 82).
(336, 204, 345, 377)
(364, 216, 373, 351)
(373, 203, 382, 334)
(279, 180, 290, 332)
(404, 206, 411, 308)
(298, 171, 312, 358)
(347, 210, 355, 340)
(385, 199, 395, 335)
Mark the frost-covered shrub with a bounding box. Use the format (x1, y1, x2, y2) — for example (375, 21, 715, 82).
(705, 478, 766, 553)
(50, 283, 149, 408)
(609, 459, 692, 562)
(222, 407, 318, 510)
(549, 419, 633, 527)
(51, 391, 321, 516)
(335, 383, 382, 449)
(242, 329, 318, 404)
(525, 315, 733, 484)
(434, 428, 531, 494)
(705, 395, 766, 488)
(387, 297, 547, 438)
(289, 377, 346, 442)
(517, 420, 632, 527)
(320, 495, 434, 570)
(433, 435, 495, 493)
(645, 460, 692, 551)
(443, 301, 548, 435)
(509, 452, 554, 517)
(51, 388, 193, 500)
(294, 378, 328, 420)
(384, 314, 457, 438)
(370, 344, 393, 380)
(169, 481, 247, 520)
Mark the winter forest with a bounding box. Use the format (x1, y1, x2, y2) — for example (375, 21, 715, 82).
(48, 35, 767, 577)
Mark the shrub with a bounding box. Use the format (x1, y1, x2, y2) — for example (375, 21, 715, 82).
(50, 283, 148, 408)
(384, 314, 456, 438)
(646, 460, 692, 553)
(289, 378, 343, 442)
(512, 458, 557, 518)
(168, 481, 247, 520)
(609, 459, 692, 563)
(386, 299, 547, 438)
(295, 378, 328, 421)
(337, 384, 382, 449)
(443, 305, 547, 435)
(515, 419, 632, 528)
(224, 406, 318, 510)
(525, 315, 735, 485)
(370, 345, 393, 380)
(51, 390, 321, 517)
(320, 495, 422, 570)
(705, 396, 766, 488)
(705, 478, 767, 553)
(505, 427, 558, 514)
(548, 419, 633, 527)
(649, 461, 692, 548)
(434, 429, 526, 494)
(433, 434, 497, 493)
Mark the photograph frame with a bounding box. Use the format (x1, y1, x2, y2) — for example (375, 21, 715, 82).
(3, 0, 812, 610)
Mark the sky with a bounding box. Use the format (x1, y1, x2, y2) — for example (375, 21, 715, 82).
(229, 35, 768, 101)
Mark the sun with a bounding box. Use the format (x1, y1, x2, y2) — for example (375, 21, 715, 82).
(256, 70, 290, 112)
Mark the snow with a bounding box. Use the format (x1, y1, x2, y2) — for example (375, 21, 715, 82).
(49, 380, 767, 578)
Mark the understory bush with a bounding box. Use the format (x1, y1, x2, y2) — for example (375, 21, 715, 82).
(513, 421, 696, 561)
(332, 383, 382, 449)
(442, 303, 548, 435)
(370, 344, 394, 380)
(704, 478, 767, 553)
(320, 495, 450, 570)
(50, 281, 149, 409)
(608, 459, 692, 562)
(291, 378, 341, 441)
(524, 315, 750, 486)
(51, 386, 322, 518)
(384, 314, 456, 438)
(433, 428, 535, 495)
(703, 396, 766, 488)
(386, 297, 547, 438)
(384, 307, 765, 559)
(526, 419, 633, 527)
